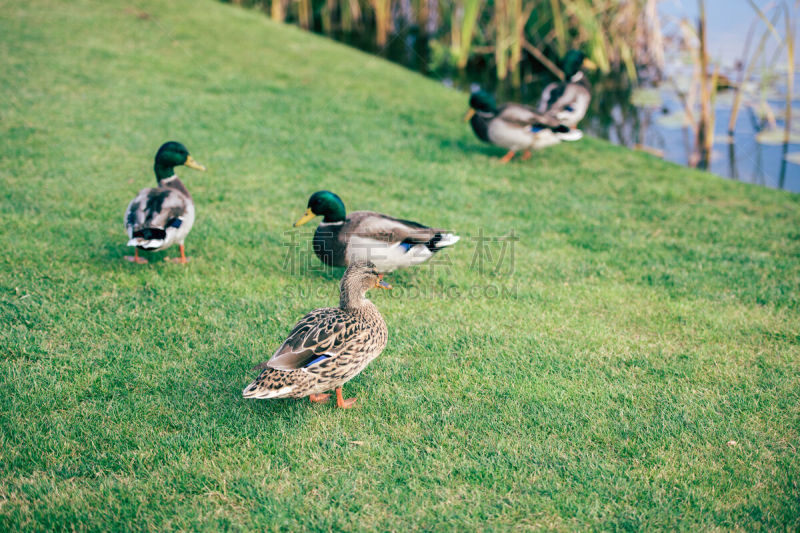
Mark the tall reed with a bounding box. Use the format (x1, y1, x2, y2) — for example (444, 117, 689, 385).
(454, 0, 483, 70)
(226, 0, 664, 84)
(780, 2, 795, 189)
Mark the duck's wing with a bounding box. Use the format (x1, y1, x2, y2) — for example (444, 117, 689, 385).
(497, 103, 561, 129)
(541, 82, 590, 124)
(125, 187, 188, 243)
(252, 308, 349, 371)
(348, 211, 446, 245)
(538, 81, 565, 112)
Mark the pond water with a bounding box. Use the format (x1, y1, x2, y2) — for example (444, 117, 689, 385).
(581, 82, 800, 193)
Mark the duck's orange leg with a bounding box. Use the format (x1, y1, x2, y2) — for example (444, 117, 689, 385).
(335, 387, 357, 409)
(165, 244, 188, 264)
(309, 393, 331, 403)
(521, 149, 532, 161)
(124, 248, 148, 264)
(499, 150, 516, 163)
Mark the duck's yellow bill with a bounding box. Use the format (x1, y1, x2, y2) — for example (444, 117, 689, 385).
(184, 155, 206, 171)
(583, 57, 598, 70)
(376, 274, 392, 290)
(463, 108, 476, 122)
(293, 208, 317, 227)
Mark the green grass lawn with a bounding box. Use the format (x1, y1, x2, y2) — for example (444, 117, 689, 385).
(1, 0, 799, 529)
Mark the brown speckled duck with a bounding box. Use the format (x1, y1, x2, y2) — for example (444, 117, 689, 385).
(242, 261, 391, 409)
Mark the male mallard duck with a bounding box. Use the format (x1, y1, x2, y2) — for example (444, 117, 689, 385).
(124, 141, 205, 264)
(465, 90, 580, 163)
(293, 191, 459, 273)
(242, 261, 391, 409)
(537, 50, 596, 128)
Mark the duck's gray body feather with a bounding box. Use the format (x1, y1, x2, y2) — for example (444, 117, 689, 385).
(124, 177, 194, 251)
(313, 211, 459, 272)
(538, 73, 592, 128)
(470, 103, 564, 152)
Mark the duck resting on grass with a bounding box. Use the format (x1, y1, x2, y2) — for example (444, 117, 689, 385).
(294, 190, 460, 273)
(465, 90, 582, 163)
(124, 141, 205, 264)
(537, 50, 596, 129)
(242, 261, 390, 409)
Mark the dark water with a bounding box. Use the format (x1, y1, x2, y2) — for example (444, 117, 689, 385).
(331, 27, 800, 194)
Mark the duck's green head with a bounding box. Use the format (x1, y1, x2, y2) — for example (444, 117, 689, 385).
(465, 90, 496, 121)
(562, 50, 596, 79)
(153, 141, 206, 182)
(294, 190, 346, 226)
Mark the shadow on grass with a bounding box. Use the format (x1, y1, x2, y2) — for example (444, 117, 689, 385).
(98, 240, 172, 266)
(439, 139, 503, 159)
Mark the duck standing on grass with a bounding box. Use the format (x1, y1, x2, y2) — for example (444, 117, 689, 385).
(243, 261, 390, 409)
(538, 50, 596, 129)
(124, 141, 205, 264)
(294, 191, 460, 273)
(465, 90, 582, 163)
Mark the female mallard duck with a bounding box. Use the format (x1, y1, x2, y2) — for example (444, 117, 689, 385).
(242, 261, 391, 408)
(124, 141, 205, 264)
(465, 90, 580, 163)
(537, 50, 595, 128)
(293, 191, 459, 273)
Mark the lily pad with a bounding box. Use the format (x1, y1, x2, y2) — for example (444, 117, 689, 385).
(630, 88, 662, 108)
(755, 129, 800, 145)
(656, 111, 690, 129)
(784, 152, 800, 165)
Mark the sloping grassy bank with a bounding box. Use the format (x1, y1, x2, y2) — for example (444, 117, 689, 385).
(1, 0, 798, 529)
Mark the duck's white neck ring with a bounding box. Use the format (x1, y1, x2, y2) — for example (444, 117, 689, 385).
(319, 221, 345, 226)
(159, 175, 178, 183)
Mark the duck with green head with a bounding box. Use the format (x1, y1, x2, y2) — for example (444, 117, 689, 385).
(538, 49, 596, 128)
(465, 90, 579, 163)
(293, 191, 459, 273)
(124, 141, 205, 264)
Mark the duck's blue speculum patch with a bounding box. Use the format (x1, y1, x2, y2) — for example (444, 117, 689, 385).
(304, 355, 331, 368)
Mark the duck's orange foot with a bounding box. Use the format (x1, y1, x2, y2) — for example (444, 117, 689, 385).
(165, 244, 189, 264)
(123, 255, 148, 264)
(521, 149, 532, 161)
(309, 393, 331, 403)
(499, 150, 516, 164)
(335, 387, 357, 409)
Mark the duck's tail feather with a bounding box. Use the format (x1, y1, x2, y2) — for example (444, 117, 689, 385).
(427, 233, 460, 252)
(556, 128, 583, 141)
(127, 237, 166, 249)
(242, 371, 296, 399)
(242, 381, 296, 399)
(133, 227, 167, 240)
(127, 227, 167, 249)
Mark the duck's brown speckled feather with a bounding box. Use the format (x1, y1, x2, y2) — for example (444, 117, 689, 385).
(244, 301, 387, 398)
